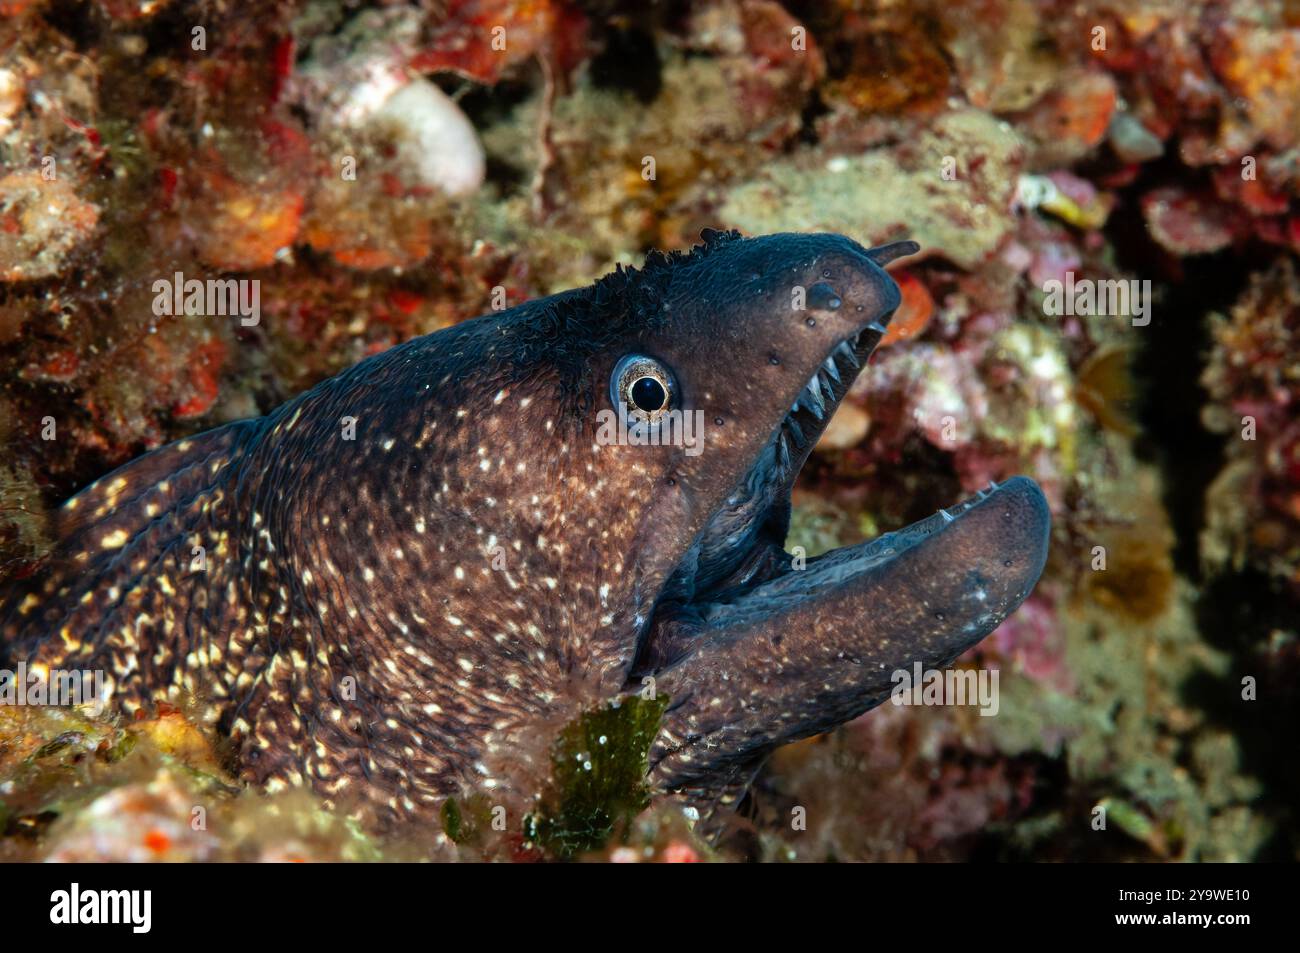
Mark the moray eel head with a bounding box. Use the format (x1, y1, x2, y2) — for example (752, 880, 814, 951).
(594, 231, 1051, 813)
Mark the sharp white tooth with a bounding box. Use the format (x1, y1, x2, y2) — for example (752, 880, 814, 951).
(940, 508, 954, 523)
(804, 383, 825, 419)
(867, 321, 887, 335)
(823, 356, 841, 383)
(777, 434, 791, 470)
(838, 341, 860, 367)
(819, 370, 836, 402)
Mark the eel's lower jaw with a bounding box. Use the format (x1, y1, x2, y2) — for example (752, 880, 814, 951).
(644, 476, 1051, 791)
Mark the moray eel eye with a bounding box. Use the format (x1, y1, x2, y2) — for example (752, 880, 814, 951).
(631, 377, 666, 412)
(611, 354, 675, 424)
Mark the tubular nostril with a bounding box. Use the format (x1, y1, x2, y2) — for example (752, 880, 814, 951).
(807, 281, 842, 311)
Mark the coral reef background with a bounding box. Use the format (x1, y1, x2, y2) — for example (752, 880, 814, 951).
(1, 0, 1297, 861)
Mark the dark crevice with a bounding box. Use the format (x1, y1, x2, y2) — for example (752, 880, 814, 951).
(795, 89, 830, 148)
(588, 26, 662, 104)
(1103, 161, 1298, 860)
(1105, 175, 1252, 580)
(1188, 570, 1300, 861)
(38, 0, 106, 51)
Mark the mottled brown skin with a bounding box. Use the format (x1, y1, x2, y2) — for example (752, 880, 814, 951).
(1, 230, 1049, 832)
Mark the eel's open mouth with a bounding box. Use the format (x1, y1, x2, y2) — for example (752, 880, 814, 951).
(636, 266, 1052, 792)
(632, 316, 893, 673)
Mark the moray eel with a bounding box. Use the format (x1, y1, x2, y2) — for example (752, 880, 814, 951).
(1, 230, 1049, 833)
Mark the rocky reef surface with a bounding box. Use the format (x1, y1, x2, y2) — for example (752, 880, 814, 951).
(1, 0, 1297, 861)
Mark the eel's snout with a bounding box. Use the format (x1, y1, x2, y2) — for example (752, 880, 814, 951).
(810, 473, 1051, 680)
(948, 475, 1051, 614)
(649, 476, 1051, 792)
(879, 475, 1050, 667)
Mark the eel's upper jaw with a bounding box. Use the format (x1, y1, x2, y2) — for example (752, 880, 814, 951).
(767, 309, 885, 490)
(647, 239, 915, 610)
(767, 242, 921, 491)
(645, 476, 1051, 792)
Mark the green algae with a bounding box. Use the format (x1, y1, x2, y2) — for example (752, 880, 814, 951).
(524, 695, 669, 860)
(440, 793, 499, 847)
(441, 796, 464, 843)
(103, 730, 138, 765)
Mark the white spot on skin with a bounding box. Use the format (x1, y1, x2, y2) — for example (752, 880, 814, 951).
(100, 529, 128, 549)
